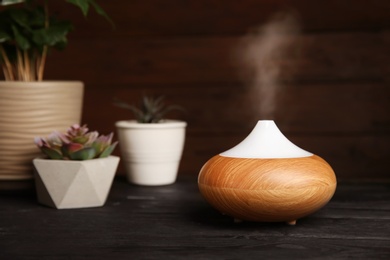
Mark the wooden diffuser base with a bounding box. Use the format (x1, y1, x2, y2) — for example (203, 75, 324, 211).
(198, 155, 337, 224)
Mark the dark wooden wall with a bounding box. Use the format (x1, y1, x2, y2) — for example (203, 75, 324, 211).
(41, 1, 390, 181)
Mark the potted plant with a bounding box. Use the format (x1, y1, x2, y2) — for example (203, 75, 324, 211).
(114, 96, 187, 186)
(0, 0, 111, 187)
(33, 124, 119, 209)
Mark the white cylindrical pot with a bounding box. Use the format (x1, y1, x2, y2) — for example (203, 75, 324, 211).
(0, 81, 84, 188)
(116, 120, 186, 186)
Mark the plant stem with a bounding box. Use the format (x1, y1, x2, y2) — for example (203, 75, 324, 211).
(37, 0, 49, 81)
(24, 50, 30, 81)
(16, 47, 25, 80)
(0, 45, 14, 80)
(30, 52, 36, 80)
(2, 65, 10, 80)
(37, 46, 47, 81)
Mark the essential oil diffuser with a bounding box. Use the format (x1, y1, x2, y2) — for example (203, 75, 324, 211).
(198, 120, 337, 225)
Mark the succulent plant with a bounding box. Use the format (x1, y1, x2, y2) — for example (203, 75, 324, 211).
(34, 124, 118, 160)
(114, 95, 184, 123)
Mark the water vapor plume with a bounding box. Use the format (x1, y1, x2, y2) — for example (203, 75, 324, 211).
(236, 12, 302, 119)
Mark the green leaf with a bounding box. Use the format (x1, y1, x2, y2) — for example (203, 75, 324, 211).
(11, 25, 30, 50)
(32, 21, 72, 47)
(9, 8, 30, 29)
(0, 0, 24, 6)
(66, 0, 114, 28)
(72, 135, 89, 144)
(66, 0, 90, 16)
(28, 7, 46, 28)
(98, 142, 118, 158)
(41, 147, 63, 160)
(89, 0, 114, 28)
(69, 147, 97, 160)
(0, 31, 11, 43)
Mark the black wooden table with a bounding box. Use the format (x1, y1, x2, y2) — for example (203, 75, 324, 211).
(1, 176, 390, 259)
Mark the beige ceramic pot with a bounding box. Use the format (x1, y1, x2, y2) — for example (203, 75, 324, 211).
(198, 120, 337, 225)
(0, 81, 84, 189)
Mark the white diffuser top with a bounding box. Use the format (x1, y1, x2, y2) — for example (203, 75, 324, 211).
(220, 120, 312, 158)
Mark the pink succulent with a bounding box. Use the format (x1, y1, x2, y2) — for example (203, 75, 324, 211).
(35, 124, 117, 160)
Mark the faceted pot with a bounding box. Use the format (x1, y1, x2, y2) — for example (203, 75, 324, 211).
(198, 120, 337, 225)
(116, 120, 186, 186)
(33, 156, 120, 209)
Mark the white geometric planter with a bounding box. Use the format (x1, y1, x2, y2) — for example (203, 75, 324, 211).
(116, 120, 186, 186)
(33, 156, 120, 209)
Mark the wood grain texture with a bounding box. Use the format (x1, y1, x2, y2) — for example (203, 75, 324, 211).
(40, 31, 389, 181)
(1, 178, 390, 259)
(198, 155, 336, 223)
(45, 32, 388, 84)
(2, 0, 388, 181)
(50, 0, 390, 36)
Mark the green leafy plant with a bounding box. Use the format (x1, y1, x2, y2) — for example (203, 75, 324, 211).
(34, 124, 118, 160)
(0, 0, 112, 81)
(114, 96, 184, 123)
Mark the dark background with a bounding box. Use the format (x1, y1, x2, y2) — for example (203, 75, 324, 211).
(30, 1, 390, 181)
